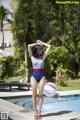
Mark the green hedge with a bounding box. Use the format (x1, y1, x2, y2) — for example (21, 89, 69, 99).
(0, 56, 25, 79)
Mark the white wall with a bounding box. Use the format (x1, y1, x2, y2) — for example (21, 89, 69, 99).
(0, 30, 13, 47)
(0, 24, 14, 55)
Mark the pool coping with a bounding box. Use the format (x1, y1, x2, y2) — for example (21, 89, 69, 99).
(0, 89, 80, 97)
(0, 90, 80, 120)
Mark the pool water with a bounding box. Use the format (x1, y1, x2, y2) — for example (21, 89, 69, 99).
(5, 95, 80, 113)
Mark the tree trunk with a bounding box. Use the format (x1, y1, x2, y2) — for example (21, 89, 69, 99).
(1, 27, 4, 50)
(24, 42, 29, 83)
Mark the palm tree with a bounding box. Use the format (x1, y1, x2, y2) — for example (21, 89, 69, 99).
(0, 6, 9, 50)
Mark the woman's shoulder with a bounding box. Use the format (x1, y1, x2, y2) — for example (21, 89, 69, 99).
(31, 56, 34, 60)
(31, 56, 36, 61)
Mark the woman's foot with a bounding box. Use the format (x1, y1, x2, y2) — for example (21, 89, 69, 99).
(34, 111, 38, 117)
(38, 111, 41, 117)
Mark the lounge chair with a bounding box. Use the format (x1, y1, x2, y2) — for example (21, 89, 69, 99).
(0, 81, 31, 91)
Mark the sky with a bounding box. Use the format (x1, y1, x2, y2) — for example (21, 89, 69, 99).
(0, 0, 13, 12)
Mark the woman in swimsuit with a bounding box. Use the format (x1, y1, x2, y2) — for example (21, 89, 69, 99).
(28, 40, 51, 117)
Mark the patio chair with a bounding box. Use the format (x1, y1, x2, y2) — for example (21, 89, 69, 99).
(0, 80, 31, 91)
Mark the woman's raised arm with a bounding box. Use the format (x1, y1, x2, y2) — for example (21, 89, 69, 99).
(42, 42, 51, 59)
(28, 43, 38, 58)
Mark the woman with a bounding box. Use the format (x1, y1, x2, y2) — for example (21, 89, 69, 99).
(28, 40, 51, 117)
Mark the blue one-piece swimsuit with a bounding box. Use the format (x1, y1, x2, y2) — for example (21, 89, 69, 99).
(31, 56, 45, 82)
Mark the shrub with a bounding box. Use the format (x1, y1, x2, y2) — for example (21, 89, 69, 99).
(0, 57, 7, 80)
(0, 56, 25, 79)
(56, 66, 68, 86)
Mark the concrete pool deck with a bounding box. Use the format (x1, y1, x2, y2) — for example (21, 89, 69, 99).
(0, 89, 80, 120)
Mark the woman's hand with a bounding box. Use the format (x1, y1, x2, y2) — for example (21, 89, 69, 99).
(36, 40, 41, 43)
(36, 40, 43, 46)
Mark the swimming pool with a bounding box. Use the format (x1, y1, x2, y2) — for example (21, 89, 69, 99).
(5, 95, 80, 113)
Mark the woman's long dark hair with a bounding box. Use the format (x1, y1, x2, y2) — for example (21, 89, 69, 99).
(32, 45, 43, 58)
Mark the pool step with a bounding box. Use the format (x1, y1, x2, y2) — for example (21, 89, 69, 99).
(0, 98, 32, 120)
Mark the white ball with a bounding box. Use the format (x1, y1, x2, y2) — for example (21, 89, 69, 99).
(44, 82, 57, 97)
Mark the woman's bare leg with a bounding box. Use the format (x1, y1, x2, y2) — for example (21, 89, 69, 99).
(38, 77, 46, 116)
(31, 76, 38, 116)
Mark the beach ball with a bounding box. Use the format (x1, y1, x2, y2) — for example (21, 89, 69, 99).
(44, 82, 57, 97)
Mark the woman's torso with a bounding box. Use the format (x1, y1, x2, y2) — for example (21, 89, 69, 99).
(31, 56, 44, 69)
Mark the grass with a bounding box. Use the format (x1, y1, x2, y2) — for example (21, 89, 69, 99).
(58, 78, 80, 91)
